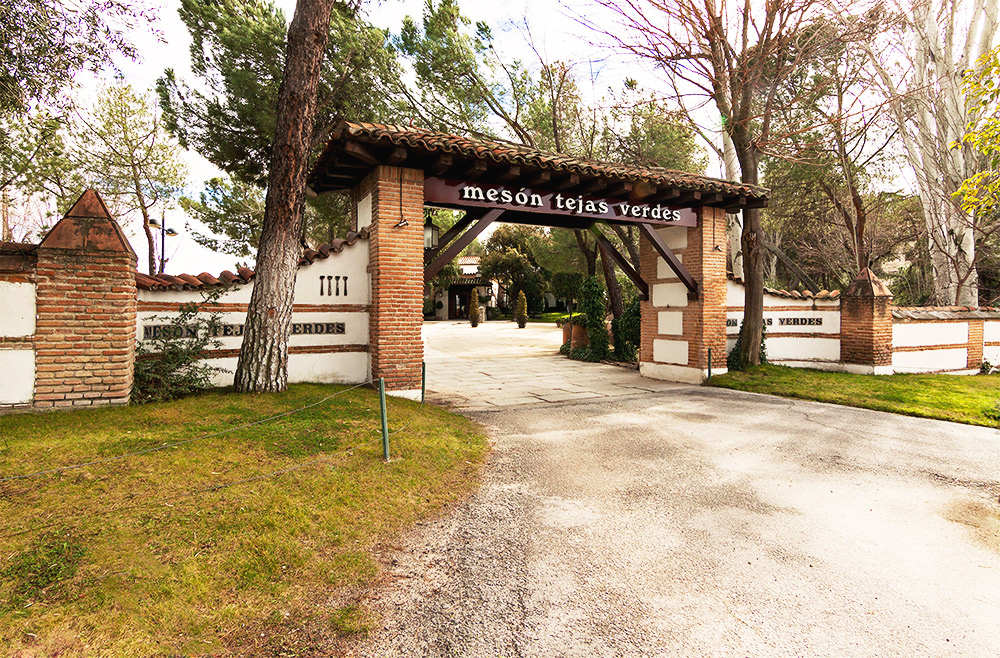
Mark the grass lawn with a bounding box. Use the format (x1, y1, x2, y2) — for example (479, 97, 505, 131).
(0, 384, 487, 657)
(709, 364, 1000, 428)
(490, 311, 570, 323)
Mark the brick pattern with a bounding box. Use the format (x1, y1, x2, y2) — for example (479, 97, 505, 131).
(840, 296, 893, 366)
(967, 319, 984, 369)
(639, 206, 728, 374)
(357, 166, 425, 391)
(32, 249, 136, 408)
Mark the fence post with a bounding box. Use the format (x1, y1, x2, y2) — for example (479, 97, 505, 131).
(421, 361, 426, 404)
(378, 377, 389, 461)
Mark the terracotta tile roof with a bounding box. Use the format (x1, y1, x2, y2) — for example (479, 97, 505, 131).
(729, 274, 841, 301)
(892, 306, 1000, 321)
(311, 121, 768, 208)
(135, 228, 369, 291)
(457, 255, 480, 266)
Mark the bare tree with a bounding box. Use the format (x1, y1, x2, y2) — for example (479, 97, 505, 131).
(234, 0, 341, 393)
(861, 0, 998, 305)
(584, 0, 846, 367)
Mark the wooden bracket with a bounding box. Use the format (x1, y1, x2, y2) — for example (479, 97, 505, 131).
(424, 209, 504, 281)
(638, 223, 699, 299)
(589, 226, 648, 301)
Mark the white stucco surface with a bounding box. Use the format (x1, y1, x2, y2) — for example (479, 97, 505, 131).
(984, 321, 1000, 343)
(652, 338, 688, 365)
(893, 322, 968, 348)
(655, 226, 687, 250)
(357, 193, 372, 230)
(892, 348, 968, 372)
(656, 254, 683, 280)
(651, 282, 689, 308)
(0, 349, 34, 403)
(766, 336, 840, 362)
(0, 281, 36, 337)
(658, 311, 683, 336)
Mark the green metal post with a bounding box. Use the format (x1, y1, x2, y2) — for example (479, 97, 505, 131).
(421, 361, 426, 404)
(707, 348, 713, 380)
(378, 377, 389, 461)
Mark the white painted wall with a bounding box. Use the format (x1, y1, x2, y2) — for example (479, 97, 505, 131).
(893, 322, 968, 348)
(984, 321, 1000, 343)
(892, 348, 968, 373)
(0, 281, 36, 337)
(0, 349, 34, 404)
(137, 240, 372, 386)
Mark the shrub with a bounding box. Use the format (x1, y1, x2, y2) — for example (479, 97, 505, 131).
(514, 290, 528, 328)
(132, 291, 227, 403)
(579, 276, 608, 360)
(612, 298, 641, 362)
(559, 339, 571, 355)
(423, 297, 435, 316)
(469, 298, 481, 327)
(727, 320, 768, 371)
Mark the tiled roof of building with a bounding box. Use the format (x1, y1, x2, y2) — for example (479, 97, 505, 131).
(892, 306, 1000, 320)
(457, 255, 479, 266)
(135, 228, 369, 291)
(729, 275, 841, 301)
(310, 121, 768, 211)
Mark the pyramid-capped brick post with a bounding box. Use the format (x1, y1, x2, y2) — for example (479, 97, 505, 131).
(840, 268, 893, 374)
(32, 190, 138, 408)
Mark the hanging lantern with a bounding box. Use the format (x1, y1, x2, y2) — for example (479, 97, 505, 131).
(424, 214, 440, 250)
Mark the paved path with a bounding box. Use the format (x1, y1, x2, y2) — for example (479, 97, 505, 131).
(348, 321, 1000, 658)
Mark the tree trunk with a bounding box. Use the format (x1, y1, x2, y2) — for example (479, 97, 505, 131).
(599, 245, 624, 318)
(575, 229, 597, 275)
(734, 136, 763, 369)
(234, 0, 336, 393)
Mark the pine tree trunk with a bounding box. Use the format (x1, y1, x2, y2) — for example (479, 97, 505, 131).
(234, 0, 336, 393)
(599, 246, 624, 319)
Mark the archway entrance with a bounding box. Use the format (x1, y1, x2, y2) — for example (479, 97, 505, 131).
(308, 122, 767, 396)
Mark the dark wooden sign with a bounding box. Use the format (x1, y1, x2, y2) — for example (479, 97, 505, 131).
(424, 177, 698, 227)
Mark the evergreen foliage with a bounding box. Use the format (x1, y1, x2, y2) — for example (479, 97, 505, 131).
(132, 292, 226, 403)
(727, 321, 768, 372)
(613, 298, 641, 362)
(579, 276, 608, 361)
(514, 290, 528, 328)
(469, 295, 480, 327)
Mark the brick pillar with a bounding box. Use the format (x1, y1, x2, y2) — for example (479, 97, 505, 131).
(639, 206, 728, 384)
(33, 190, 137, 408)
(968, 319, 984, 370)
(839, 268, 893, 375)
(353, 166, 424, 396)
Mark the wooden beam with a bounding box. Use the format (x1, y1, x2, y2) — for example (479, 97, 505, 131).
(577, 177, 608, 195)
(630, 181, 658, 201)
(464, 159, 488, 179)
(424, 209, 504, 281)
(673, 189, 702, 206)
(551, 173, 580, 191)
(699, 192, 725, 206)
(638, 223, 698, 298)
(606, 180, 633, 198)
(646, 188, 681, 204)
(343, 141, 380, 165)
(497, 165, 520, 182)
(385, 147, 408, 165)
(429, 154, 453, 176)
(526, 170, 551, 186)
(590, 226, 648, 300)
(426, 208, 488, 261)
(723, 196, 747, 213)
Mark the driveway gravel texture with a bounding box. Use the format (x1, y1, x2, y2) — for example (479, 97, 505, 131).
(344, 321, 1000, 658)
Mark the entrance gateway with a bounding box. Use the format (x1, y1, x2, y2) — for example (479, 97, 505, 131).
(307, 121, 768, 396)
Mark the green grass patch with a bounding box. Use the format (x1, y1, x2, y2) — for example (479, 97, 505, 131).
(709, 364, 1000, 427)
(491, 311, 570, 323)
(0, 384, 487, 657)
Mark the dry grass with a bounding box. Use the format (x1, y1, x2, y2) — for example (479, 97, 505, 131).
(944, 499, 1000, 554)
(0, 384, 488, 657)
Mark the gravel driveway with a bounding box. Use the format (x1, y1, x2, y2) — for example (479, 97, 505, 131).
(345, 321, 1000, 657)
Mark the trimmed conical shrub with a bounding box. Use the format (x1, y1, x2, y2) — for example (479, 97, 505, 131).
(469, 296, 481, 327)
(514, 290, 528, 328)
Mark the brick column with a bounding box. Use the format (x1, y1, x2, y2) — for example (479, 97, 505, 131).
(839, 268, 893, 375)
(639, 206, 728, 383)
(968, 319, 984, 370)
(353, 166, 424, 396)
(33, 190, 137, 408)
